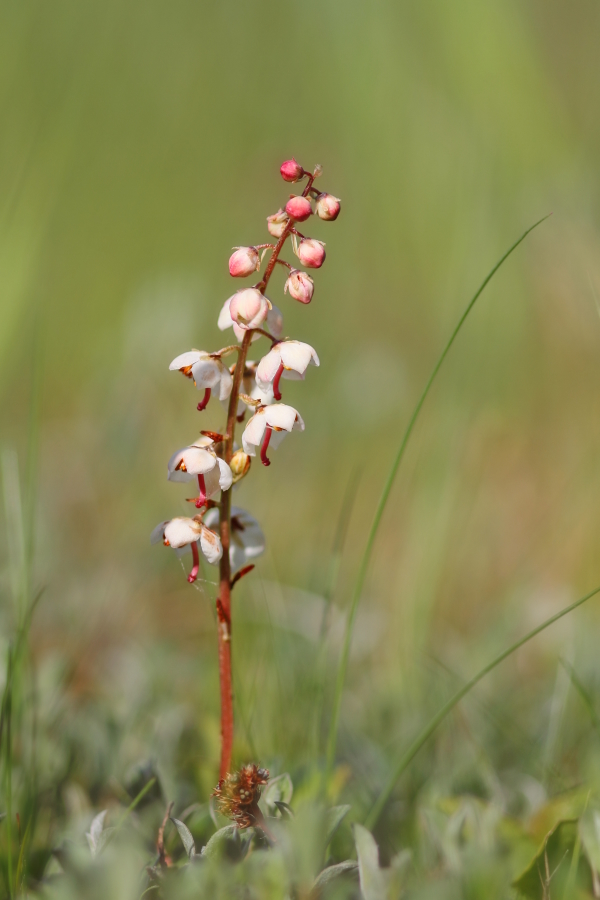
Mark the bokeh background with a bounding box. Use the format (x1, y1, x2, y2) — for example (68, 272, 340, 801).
(3, 0, 600, 872)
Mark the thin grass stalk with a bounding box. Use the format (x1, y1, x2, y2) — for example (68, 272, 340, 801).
(365, 582, 600, 829)
(325, 215, 550, 781)
(560, 658, 600, 739)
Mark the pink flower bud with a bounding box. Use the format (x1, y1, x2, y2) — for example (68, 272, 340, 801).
(280, 158, 304, 183)
(297, 238, 325, 269)
(229, 289, 271, 330)
(285, 270, 314, 304)
(229, 246, 260, 278)
(266, 209, 289, 239)
(285, 195, 312, 222)
(315, 193, 341, 221)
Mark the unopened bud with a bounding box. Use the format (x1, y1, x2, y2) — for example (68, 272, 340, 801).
(280, 158, 304, 183)
(229, 289, 271, 330)
(267, 209, 289, 239)
(296, 238, 326, 269)
(229, 246, 260, 278)
(315, 193, 340, 221)
(230, 450, 251, 484)
(285, 195, 312, 222)
(285, 269, 314, 304)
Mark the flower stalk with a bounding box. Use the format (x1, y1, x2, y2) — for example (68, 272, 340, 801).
(155, 158, 338, 782)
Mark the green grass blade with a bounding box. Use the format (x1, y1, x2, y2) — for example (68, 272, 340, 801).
(560, 658, 600, 739)
(325, 215, 551, 781)
(365, 583, 600, 830)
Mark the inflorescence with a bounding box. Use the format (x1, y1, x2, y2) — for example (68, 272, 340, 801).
(152, 157, 340, 779)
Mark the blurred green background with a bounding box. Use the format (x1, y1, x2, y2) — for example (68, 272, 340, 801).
(3, 0, 600, 885)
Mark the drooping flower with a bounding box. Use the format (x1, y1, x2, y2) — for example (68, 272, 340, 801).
(315, 193, 341, 221)
(169, 350, 233, 411)
(285, 195, 312, 222)
(284, 269, 314, 304)
(204, 506, 265, 573)
(242, 403, 305, 466)
(212, 765, 270, 828)
(168, 436, 233, 507)
(229, 288, 271, 331)
(296, 238, 325, 268)
(256, 341, 319, 400)
(266, 208, 289, 239)
(151, 516, 223, 581)
(218, 297, 283, 343)
(229, 246, 261, 278)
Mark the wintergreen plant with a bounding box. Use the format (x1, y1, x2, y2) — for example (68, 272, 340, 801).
(152, 159, 340, 780)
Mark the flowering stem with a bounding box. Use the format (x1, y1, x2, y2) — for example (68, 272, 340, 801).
(324, 215, 551, 783)
(216, 179, 314, 777)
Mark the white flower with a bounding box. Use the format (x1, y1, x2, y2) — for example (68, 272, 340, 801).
(168, 436, 233, 507)
(204, 506, 265, 573)
(227, 360, 274, 421)
(169, 350, 233, 410)
(218, 297, 283, 344)
(151, 516, 222, 581)
(256, 341, 319, 400)
(241, 403, 305, 466)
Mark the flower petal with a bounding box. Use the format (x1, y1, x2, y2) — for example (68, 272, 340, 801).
(199, 523, 223, 564)
(169, 350, 203, 371)
(217, 457, 233, 491)
(293, 410, 305, 432)
(218, 366, 233, 401)
(267, 304, 284, 338)
(191, 358, 222, 389)
(168, 446, 216, 479)
(280, 340, 319, 374)
(256, 347, 283, 389)
(242, 409, 267, 454)
(164, 517, 201, 548)
(150, 521, 168, 544)
(218, 298, 234, 331)
(166, 449, 194, 482)
(264, 404, 299, 432)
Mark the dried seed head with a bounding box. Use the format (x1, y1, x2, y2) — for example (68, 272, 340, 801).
(285, 195, 312, 222)
(280, 158, 304, 183)
(213, 764, 270, 828)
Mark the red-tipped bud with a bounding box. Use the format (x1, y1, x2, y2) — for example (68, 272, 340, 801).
(315, 193, 341, 221)
(297, 238, 326, 269)
(285, 195, 312, 222)
(229, 246, 260, 278)
(280, 158, 304, 183)
(285, 269, 314, 304)
(266, 209, 289, 239)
